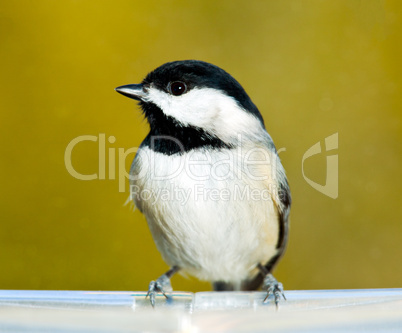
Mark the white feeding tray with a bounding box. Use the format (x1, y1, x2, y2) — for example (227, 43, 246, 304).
(0, 289, 401, 332)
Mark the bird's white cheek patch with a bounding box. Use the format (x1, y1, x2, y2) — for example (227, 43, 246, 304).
(145, 86, 264, 143)
(145, 87, 220, 127)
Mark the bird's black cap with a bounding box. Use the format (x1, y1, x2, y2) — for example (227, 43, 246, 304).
(142, 60, 264, 126)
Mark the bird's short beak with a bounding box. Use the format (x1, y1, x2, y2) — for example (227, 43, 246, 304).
(115, 84, 147, 101)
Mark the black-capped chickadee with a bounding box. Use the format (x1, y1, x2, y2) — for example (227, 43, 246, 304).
(116, 60, 291, 307)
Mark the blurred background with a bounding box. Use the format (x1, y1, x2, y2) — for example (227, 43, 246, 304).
(0, 0, 401, 292)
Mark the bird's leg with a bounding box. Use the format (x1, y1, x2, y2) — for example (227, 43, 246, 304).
(146, 266, 180, 307)
(258, 263, 286, 308)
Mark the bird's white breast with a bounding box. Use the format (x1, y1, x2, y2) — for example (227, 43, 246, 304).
(130, 145, 280, 283)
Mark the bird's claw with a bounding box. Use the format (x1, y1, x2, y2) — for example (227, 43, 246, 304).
(262, 273, 286, 308)
(146, 274, 173, 307)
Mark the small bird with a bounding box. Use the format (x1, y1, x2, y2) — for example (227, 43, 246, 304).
(116, 60, 291, 307)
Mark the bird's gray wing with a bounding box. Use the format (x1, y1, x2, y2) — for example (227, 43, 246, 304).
(242, 137, 291, 290)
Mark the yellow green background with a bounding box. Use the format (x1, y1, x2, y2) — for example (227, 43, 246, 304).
(0, 1, 401, 292)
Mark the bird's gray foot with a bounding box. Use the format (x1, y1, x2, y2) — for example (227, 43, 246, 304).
(146, 274, 172, 307)
(262, 273, 286, 307)
(146, 266, 179, 307)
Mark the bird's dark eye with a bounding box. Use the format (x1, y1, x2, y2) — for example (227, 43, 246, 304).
(169, 81, 187, 96)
